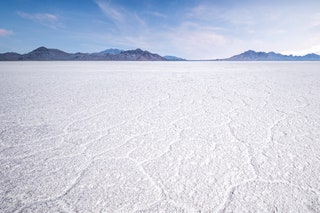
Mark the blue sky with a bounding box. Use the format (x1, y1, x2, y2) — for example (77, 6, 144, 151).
(0, 0, 320, 59)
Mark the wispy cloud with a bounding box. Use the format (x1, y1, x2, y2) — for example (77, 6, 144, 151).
(187, 4, 257, 29)
(94, 0, 147, 34)
(310, 13, 320, 28)
(163, 22, 228, 59)
(0, 28, 13, 36)
(17, 11, 61, 29)
(145, 11, 167, 18)
(95, 0, 124, 24)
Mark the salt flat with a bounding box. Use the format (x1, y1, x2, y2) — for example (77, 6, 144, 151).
(0, 61, 320, 212)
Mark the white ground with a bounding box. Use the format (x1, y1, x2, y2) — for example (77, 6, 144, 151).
(0, 61, 320, 212)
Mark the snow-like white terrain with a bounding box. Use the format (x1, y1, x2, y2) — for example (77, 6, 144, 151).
(0, 61, 320, 212)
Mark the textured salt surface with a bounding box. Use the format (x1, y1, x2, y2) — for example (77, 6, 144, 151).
(0, 61, 319, 212)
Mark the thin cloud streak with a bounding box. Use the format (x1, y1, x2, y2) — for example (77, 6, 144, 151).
(0, 29, 13, 36)
(163, 22, 228, 59)
(95, 0, 124, 24)
(17, 11, 61, 29)
(145, 11, 167, 18)
(17, 11, 58, 22)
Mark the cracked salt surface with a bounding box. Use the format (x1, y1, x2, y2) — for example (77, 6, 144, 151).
(0, 61, 320, 212)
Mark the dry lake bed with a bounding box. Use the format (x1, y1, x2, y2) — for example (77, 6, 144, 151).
(0, 61, 320, 212)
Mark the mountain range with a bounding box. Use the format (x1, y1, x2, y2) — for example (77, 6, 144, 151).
(0, 47, 167, 61)
(217, 50, 320, 61)
(0, 47, 320, 61)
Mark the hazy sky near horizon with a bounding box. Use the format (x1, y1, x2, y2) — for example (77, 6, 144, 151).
(0, 0, 320, 59)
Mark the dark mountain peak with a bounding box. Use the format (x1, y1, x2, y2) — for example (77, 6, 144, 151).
(28, 47, 50, 54)
(244, 50, 256, 54)
(34, 46, 49, 51)
(98, 48, 124, 55)
(122, 48, 145, 55)
(225, 50, 269, 60)
(117, 48, 165, 61)
(23, 46, 70, 60)
(135, 48, 143, 52)
(29, 46, 67, 54)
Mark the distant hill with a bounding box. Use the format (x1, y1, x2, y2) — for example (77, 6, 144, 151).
(217, 50, 320, 61)
(0, 47, 166, 61)
(23, 47, 72, 60)
(163, 55, 186, 61)
(0, 52, 22, 61)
